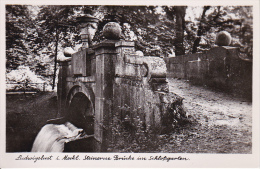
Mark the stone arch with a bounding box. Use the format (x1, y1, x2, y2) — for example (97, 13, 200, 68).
(66, 83, 95, 112)
(63, 83, 96, 152)
(65, 83, 95, 135)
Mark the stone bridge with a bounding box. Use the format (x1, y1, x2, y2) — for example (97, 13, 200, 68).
(164, 44, 252, 99)
(54, 17, 251, 152)
(56, 21, 186, 152)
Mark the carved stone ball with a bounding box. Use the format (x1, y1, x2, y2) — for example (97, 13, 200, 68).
(215, 31, 232, 46)
(64, 47, 75, 57)
(103, 22, 122, 40)
(136, 51, 144, 57)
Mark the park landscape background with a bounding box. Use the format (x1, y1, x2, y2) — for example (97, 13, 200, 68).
(6, 5, 252, 90)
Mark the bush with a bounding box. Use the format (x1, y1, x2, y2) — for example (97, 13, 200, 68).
(6, 66, 52, 91)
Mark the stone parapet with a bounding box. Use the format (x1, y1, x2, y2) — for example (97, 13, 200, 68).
(164, 46, 252, 99)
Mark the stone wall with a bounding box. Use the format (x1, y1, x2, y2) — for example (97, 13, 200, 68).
(58, 39, 188, 151)
(164, 46, 252, 99)
(111, 41, 186, 133)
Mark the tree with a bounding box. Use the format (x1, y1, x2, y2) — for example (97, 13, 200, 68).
(6, 5, 253, 87)
(6, 5, 31, 70)
(163, 6, 187, 56)
(92, 6, 163, 56)
(191, 6, 210, 53)
(173, 6, 187, 56)
(187, 6, 253, 57)
(36, 5, 78, 89)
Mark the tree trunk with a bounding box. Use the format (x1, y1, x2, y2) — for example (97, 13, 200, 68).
(174, 6, 187, 56)
(192, 6, 210, 53)
(52, 27, 59, 90)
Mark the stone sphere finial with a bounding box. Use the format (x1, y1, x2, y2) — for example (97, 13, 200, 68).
(103, 22, 122, 40)
(215, 31, 232, 46)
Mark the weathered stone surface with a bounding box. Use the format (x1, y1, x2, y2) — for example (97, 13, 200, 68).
(103, 22, 122, 40)
(215, 31, 232, 46)
(76, 14, 99, 48)
(58, 38, 187, 152)
(72, 49, 87, 76)
(142, 56, 167, 81)
(164, 45, 252, 98)
(186, 58, 209, 85)
(64, 47, 75, 57)
(136, 50, 144, 57)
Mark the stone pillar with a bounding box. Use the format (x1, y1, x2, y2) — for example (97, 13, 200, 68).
(114, 41, 135, 77)
(57, 60, 69, 117)
(93, 40, 118, 151)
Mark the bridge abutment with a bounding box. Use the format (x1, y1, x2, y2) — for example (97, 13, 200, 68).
(57, 22, 188, 152)
(93, 40, 118, 151)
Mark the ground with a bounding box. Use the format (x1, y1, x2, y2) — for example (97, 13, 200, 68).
(159, 78, 252, 153)
(6, 92, 57, 152)
(5, 78, 252, 153)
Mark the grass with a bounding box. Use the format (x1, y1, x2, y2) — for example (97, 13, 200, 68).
(6, 92, 251, 153)
(6, 92, 57, 152)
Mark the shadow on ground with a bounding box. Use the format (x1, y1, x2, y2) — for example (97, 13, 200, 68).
(6, 92, 57, 152)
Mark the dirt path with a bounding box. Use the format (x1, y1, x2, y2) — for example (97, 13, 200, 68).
(168, 78, 252, 130)
(159, 78, 252, 153)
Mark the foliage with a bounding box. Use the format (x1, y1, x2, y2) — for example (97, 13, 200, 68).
(6, 65, 52, 91)
(91, 6, 162, 56)
(108, 112, 161, 152)
(185, 6, 253, 58)
(163, 6, 187, 56)
(107, 99, 190, 152)
(6, 5, 31, 70)
(36, 5, 79, 47)
(6, 5, 253, 86)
